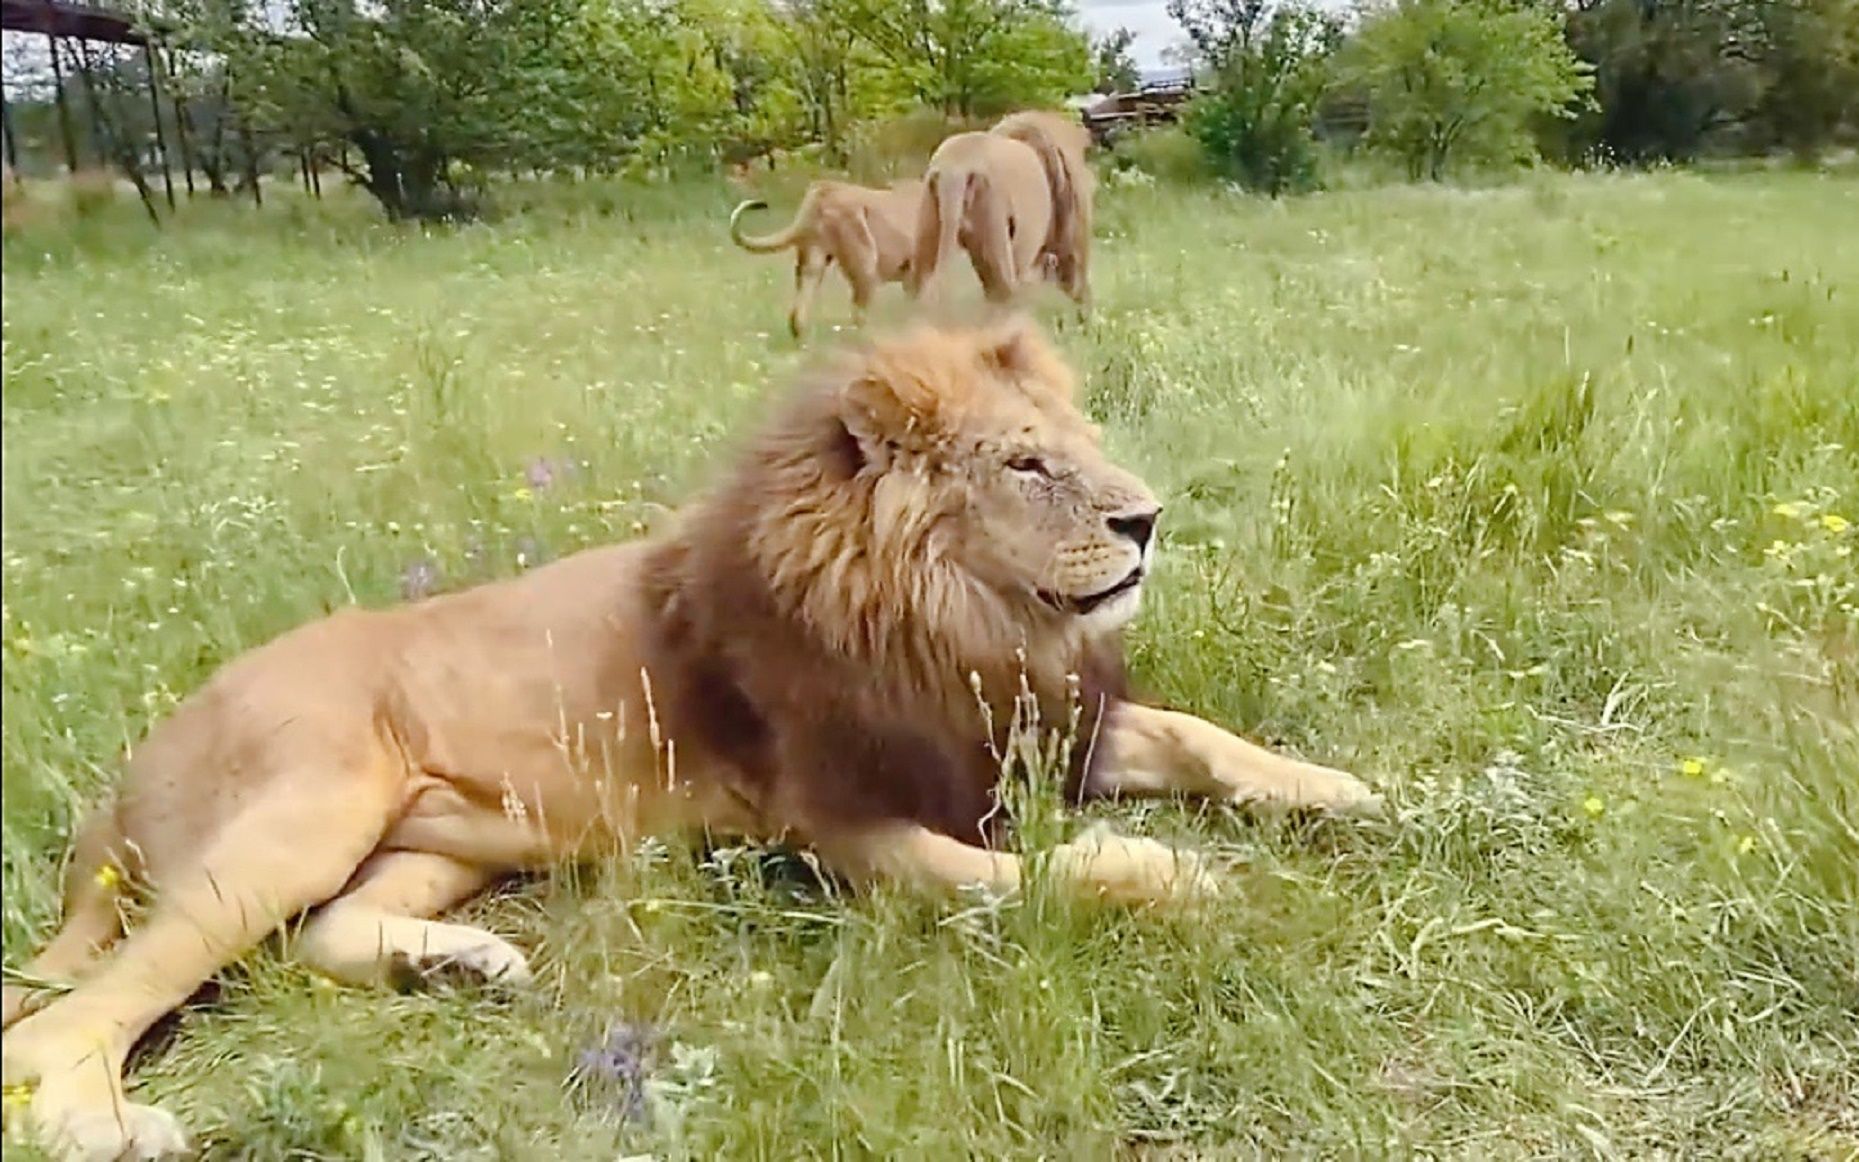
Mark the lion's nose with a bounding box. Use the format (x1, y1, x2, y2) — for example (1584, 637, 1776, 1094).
(1107, 506, 1160, 551)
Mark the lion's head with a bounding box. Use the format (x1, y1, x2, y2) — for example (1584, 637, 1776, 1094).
(730, 317, 1158, 669)
(650, 319, 1154, 839)
(843, 317, 1156, 630)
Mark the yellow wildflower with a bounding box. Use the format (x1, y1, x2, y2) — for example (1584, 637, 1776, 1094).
(1736, 835, 1758, 855)
(1822, 513, 1849, 534)
(93, 864, 121, 891)
(507, 486, 533, 502)
(1582, 795, 1606, 818)
(1680, 757, 1706, 778)
(1771, 502, 1803, 519)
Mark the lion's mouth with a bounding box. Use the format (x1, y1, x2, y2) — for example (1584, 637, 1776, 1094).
(1040, 567, 1144, 616)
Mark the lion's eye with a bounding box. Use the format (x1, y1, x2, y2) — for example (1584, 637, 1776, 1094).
(1007, 455, 1050, 477)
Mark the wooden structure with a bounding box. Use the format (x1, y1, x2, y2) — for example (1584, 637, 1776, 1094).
(1079, 77, 1196, 147)
(1, 0, 205, 217)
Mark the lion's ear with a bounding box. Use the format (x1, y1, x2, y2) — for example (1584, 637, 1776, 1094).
(839, 340, 955, 457)
(981, 316, 1074, 405)
(838, 369, 918, 472)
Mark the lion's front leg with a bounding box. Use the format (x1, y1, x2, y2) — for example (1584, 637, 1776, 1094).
(1093, 703, 1383, 816)
(817, 822, 1214, 906)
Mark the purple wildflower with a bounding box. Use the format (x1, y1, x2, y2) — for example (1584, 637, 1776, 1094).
(400, 557, 441, 602)
(524, 455, 580, 492)
(571, 1020, 658, 1124)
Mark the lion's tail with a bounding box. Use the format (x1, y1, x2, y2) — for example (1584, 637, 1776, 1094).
(911, 169, 965, 301)
(996, 113, 1076, 257)
(730, 187, 818, 253)
(2, 799, 130, 1029)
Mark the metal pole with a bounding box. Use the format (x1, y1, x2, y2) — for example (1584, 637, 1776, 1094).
(1, 89, 19, 173)
(165, 51, 198, 197)
(73, 41, 110, 166)
(49, 34, 80, 174)
(174, 98, 197, 194)
(143, 45, 176, 209)
(238, 118, 261, 207)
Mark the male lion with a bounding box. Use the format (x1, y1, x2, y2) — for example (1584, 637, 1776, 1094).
(909, 110, 1096, 311)
(2, 319, 1377, 1162)
(729, 177, 923, 339)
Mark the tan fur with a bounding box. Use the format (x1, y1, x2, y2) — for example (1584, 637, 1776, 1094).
(729, 178, 923, 338)
(908, 111, 1096, 311)
(1, 320, 1378, 1162)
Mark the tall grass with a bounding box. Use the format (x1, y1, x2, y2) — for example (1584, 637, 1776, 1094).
(3, 169, 1856, 1158)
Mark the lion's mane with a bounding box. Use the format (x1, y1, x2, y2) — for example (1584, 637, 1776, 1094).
(640, 326, 1125, 844)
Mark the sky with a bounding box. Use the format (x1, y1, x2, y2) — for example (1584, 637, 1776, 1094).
(1075, 0, 1184, 68)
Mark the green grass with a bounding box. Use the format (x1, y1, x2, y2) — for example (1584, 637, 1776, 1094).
(4, 168, 1857, 1159)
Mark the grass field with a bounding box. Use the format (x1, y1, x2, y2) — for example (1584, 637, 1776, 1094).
(4, 168, 1857, 1159)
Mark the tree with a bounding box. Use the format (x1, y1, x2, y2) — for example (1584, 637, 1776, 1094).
(1345, 0, 1592, 180)
(196, 0, 564, 219)
(1563, 0, 1763, 163)
(1750, 0, 1859, 158)
(1169, 0, 1338, 194)
(1092, 26, 1141, 93)
(1563, 0, 1858, 164)
(775, 0, 864, 161)
(193, 0, 794, 219)
(839, 0, 1093, 118)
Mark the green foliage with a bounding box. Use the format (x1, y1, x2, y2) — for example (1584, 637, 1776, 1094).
(840, 0, 1094, 117)
(771, 0, 865, 163)
(1565, 0, 1859, 164)
(1170, 0, 1339, 195)
(169, 0, 1090, 219)
(1110, 125, 1211, 182)
(1345, 0, 1593, 180)
(1749, 0, 1859, 158)
(204, 0, 623, 218)
(1563, 0, 1764, 164)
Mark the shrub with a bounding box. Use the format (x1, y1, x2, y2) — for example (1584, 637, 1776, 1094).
(1345, 0, 1593, 181)
(1174, 3, 1339, 196)
(1110, 126, 1211, 183)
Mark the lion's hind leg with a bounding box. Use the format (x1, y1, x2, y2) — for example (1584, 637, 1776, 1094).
(293, 850, 529, 989)
(967, 179, 1020, 305)
(789, 247, 831, 340)
(3, 803, 130, 1031)
(838, 217, 883, 330)
(2, 763, 399, 1162)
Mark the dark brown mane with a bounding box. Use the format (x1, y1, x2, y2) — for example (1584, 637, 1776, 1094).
(639, 341, 1126, 846)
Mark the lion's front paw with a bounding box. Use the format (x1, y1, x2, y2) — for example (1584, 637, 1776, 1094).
(1297, 768, 1384, 816)
(4, 1012, 190, 1161)
(385, 929, 533, 993)
(1230, 764, 1384, 817)
(1049, 829, 1219, 905)
(26, 1101, 190, 1162)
